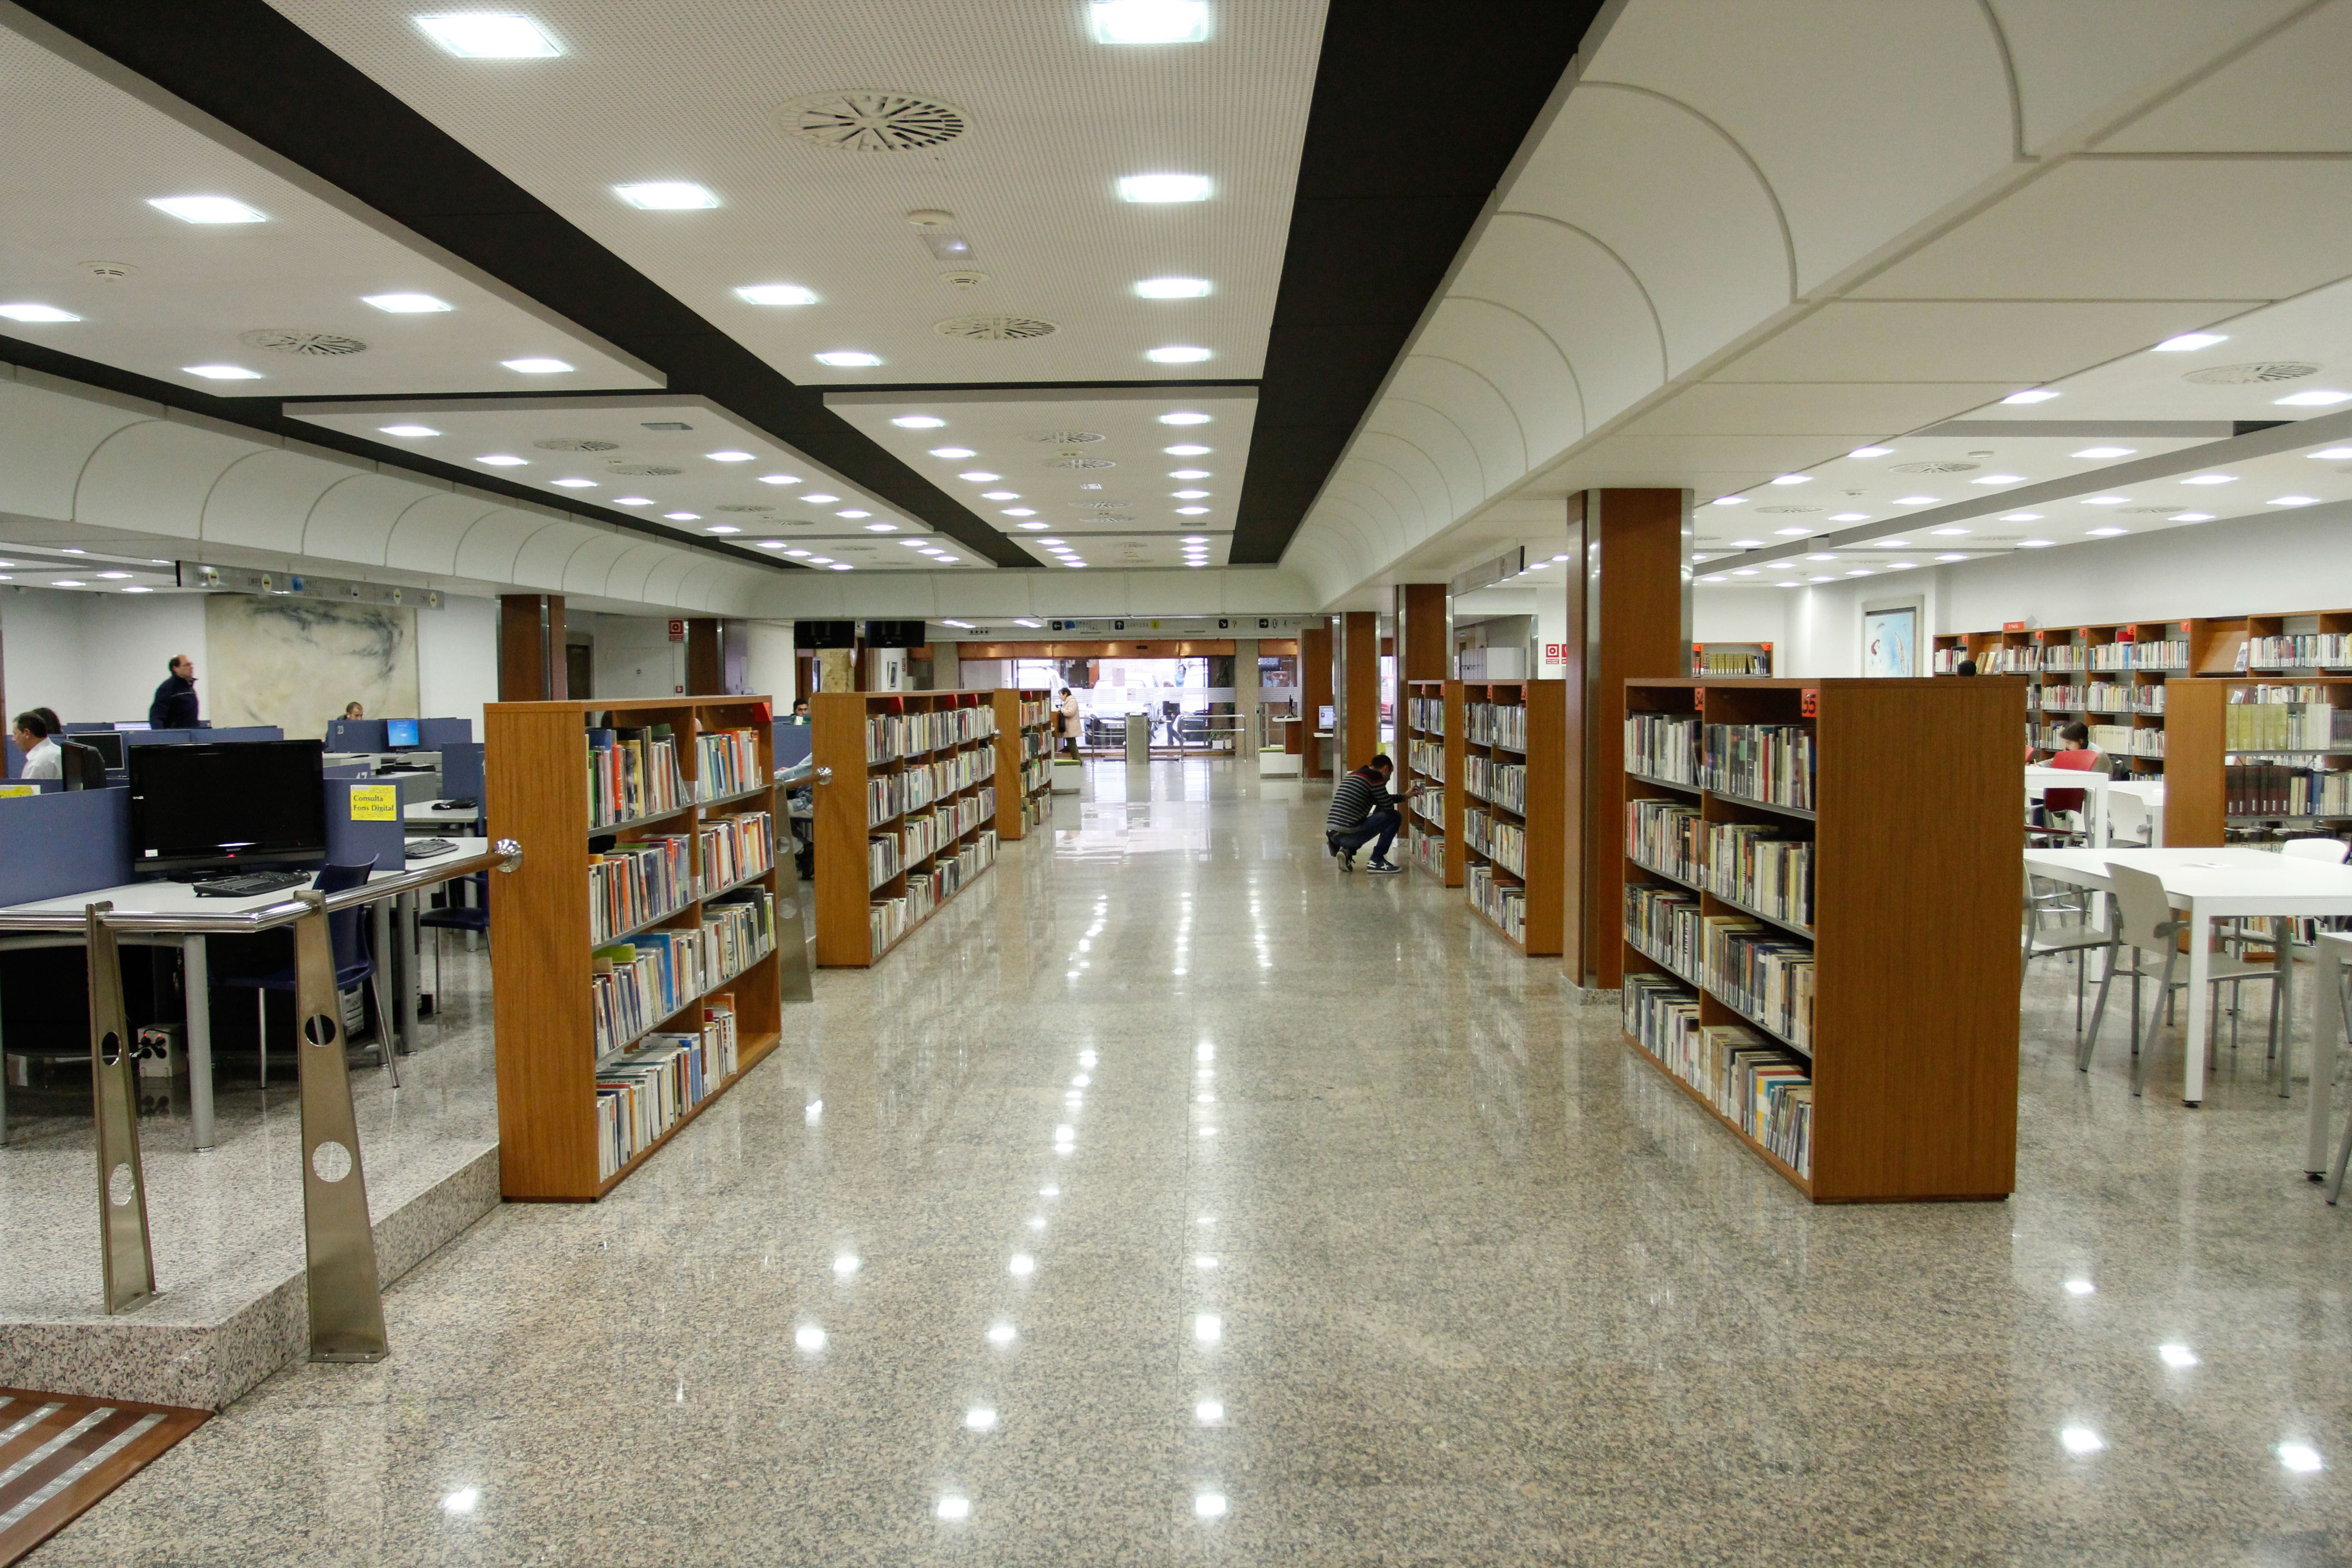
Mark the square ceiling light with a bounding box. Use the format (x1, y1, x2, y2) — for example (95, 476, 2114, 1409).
(148, 195, 265, 224)
(1090, 0, 1209, 44)
(362, 292, 452, 313)
(615, 182, 719, 210)
(416, 13, 562, 57)
(1118, 173, 1211, 203)
(736, 283, 817, 306)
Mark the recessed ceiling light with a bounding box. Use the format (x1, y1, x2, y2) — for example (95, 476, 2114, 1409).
(1147, 345, 1213, 363)
(1769, 474, 1811, 486)
(1774, 526, 1811, 537)
(361, 292, 451, 313)
(931, 446, 976, 459)
(1731, 568, 1758, 576)
(1701, 574, 1726, 583)
(148, 195, 265, 224)
(2082, 496, 2128, 505)
(2001, 512, 2044, 522)
(378, 424, 438, 438)
(1936, 553, 1968, 562)
(1176, 505, 1210, 515)
(838, 509, 871, 519)
(51, 578, 85, 587)
(2087, 526, 2128, 537)
(95, 571, 131, 580)
(615, 496, 652, 505)
(980, 490, 1018, 500)
(1729, 538, 1766, 548)
(1845, 568, 1875, 577)
(2308, 447, 2352, 461)
(502, 357, 573, 373)
(1828, 512, 1869, 522)
(922, 549, 951, 558)
(415, 12, 561, 56)
(960, 472, 1002, 482)
(2180, 474, 2236, 485)
(615, 181, 718, 210)
(830, 563, 853, 571)
(1159, 412, 1211, 426)
(2153, 332, 2227, 352)
(2269, 494, 2320, 505)
(758, 539, 785, 548)
(892, 416, 946, 429)
(0, 303, 80, 323)
(1710, 496, 1747, 506)
(2170, 512, 2214, 522)
(757, 474, 800, 486)
(735, 283, 817, 306)
(1894, 495, 1937, 505)
(1970, 474, 2024, 485)
(1847, 446, 1893, 458)
(815, 351, 882, 367)
(1136, 277, 1214, 302)
(808, 556, 833, 565)
(1877, 539, 1910, 548)
(1170, 469, 1210, 479)
(1017, 521, 1048, 530)
(2002, 389, 2060, 404)
(706, 450, 754, 462)
(706, 524, 740, 534)
(1809, 574, 1833, 582)
(1165, 444, 1210, 455)
(1119, 173, 1211, 203)
(121, 584, 152, 593)
(1885, 563, 1915, 571)
(182, 364, 261, 380)
(785, 549, 811, 557)
(1930, 526, 1970, 536)
(476, 454, 527, 466)
(2072, 446, 2135, 459)
(1091, 0, 1209, 44)
(2277, 390, 2352, 407)
(549, 477, 597, 488)
(1172, 489, 1210, 499)
(1187, 559, 1207, 567)
(1806, 553, 1836, 562)
(802, 493, 838, 504)
(664, 511, 700, 521)
(1039, 538, 1064, 545)
(2019, 539, 2053, 548)
(1004, 508, 1037, 518)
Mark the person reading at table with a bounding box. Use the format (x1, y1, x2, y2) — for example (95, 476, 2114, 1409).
(2041, 721, 2101, 826)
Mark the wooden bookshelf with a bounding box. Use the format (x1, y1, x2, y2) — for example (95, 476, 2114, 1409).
(814, 690, 1001, 968)
(1619, 676, 2020, 1203)
(2161, 675, 2352, 845)
(991, 687, 1054, 841)
(1401, 678, 1463, 885)
(1460, 679, 1566, 955)
(487, 696, 784, 1201)
(1691, 641, 1773, 676)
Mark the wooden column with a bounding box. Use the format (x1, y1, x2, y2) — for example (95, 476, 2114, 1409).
(685, 618, 722, 695)
(498, 593, 566, 702)
(1300, 619, 1334, 779)
(1394, 583, 1448, 685)
(1561, 489, 1692, 991)
(1338, 610, 1380, 771)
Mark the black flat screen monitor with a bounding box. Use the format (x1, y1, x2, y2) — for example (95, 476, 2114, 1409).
(75, 731, 124, 769)
(59, 741, 108, 790)
(128, 740, 327, 873)
(864, 620, 926, 649)
(384, 718, 421, 749)
(794, 619, 856, 649)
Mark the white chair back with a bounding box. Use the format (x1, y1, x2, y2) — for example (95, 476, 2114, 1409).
(2282, 837, 2349, 864)
(2106, 789, 2151, 847)
(2106, 863, 2181, 958)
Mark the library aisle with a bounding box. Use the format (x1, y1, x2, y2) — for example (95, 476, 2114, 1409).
(34, 760, 2351, 1566)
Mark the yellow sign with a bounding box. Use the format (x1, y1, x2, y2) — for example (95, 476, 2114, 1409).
(350, 784, 399, 822)
(0, 783, 37, 799)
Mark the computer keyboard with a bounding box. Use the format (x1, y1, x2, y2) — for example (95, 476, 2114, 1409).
(405, 838, 459, 859)
(191, 870, 313, 898)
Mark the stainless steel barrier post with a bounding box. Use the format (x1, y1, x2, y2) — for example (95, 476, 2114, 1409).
(775, 843, 816, 1004)
(293, 891, 390, 1362)
(87, 902, 156, 1314)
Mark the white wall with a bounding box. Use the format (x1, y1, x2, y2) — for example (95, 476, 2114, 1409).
(1693, 590, 1789, 649)
(417, 593, 499, 735)
(745, 620, 794, 706)
(958, 658, 1012, 690)
(0, 588, 207, 726)
(588, 613, 685, 699)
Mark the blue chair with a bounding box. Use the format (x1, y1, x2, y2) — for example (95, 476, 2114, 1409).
(418, 873, 490, 998)
(214, 860, 397, 1090)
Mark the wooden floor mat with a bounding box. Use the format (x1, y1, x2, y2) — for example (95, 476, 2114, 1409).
(0, 1387, 206, 1566)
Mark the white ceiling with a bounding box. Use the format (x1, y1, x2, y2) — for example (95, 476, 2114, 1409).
(824, 385, 1252, 573)
(266, 0, 1326, 385)
(0, 9, 658, 397)
(281, 394, 973, 571)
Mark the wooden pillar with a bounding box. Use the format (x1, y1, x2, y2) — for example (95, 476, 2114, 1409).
(498, 593, 565, 702)
(1393, 583, 1448, 685)
(685, 618, 722, 695)
(1300, 619, 1334, 779)
(1562, 490, 1692, 991)
(1338, 610, 1380, 771)
(1233, 638, 1260, 759)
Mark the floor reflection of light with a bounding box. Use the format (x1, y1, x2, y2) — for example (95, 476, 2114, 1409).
(964, 1407, 998, 1432)
(833, 1254, 861, 1278)
(795, 1326, 827, 1352)
(2059, 1427, 2104, 1456)
(987, 1323, 1017, 1346)
(937, 1496, 971, 1521)
(1195, 1493, 1228, 1519)
(1195, 1399, 1224, 1424)
(1195, 1314, 1221, 1343)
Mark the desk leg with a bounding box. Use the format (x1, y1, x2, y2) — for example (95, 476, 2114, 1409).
(2184, 914, 2211, 1107)
(398, 892, 419, 1044)
(371, 900, 397, 1058)
(2309, 944, 2343, 1176)
(183, 934, 215, 1152)
(2274, 917, 2294, 1099)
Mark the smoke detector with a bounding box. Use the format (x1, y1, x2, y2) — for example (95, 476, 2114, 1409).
(2183, 362, 2321, 385)
(934, 315, 1057, 341)
(906, 209, 956, 228)
(775, 92, 968, 152)
(533, 437, 621, 451)
(938, 270, 990, 290)
(239, 328, 368, 357)
(78, 260, 137, 282)
(1026, 429, 1105, 444)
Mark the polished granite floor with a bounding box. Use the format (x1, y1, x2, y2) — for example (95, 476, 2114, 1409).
(34, 759, 2352, 1566)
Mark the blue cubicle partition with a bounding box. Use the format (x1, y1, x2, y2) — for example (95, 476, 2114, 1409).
(326, 719, 386, 752)
(416, 717, 472, 748)
(122, 730, 195, 748)
(0, 787, 131, 905)
(774, 723, 813, 770)
(439, 741, 484, 802)
(323, 777, 405, 872)
(204, 726, 284, 744)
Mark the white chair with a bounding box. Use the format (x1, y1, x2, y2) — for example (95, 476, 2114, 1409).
(2282, 837, 2349, 865)
(2080, 862, 2282, 1096)
(2105, 789, 2153, 848)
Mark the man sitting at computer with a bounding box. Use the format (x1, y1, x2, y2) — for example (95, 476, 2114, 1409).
(12, 712, 60, 780)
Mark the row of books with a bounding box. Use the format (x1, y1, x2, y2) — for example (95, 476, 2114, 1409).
(1408, 785, 1444, 827)
(1467, 859, 1524, 942)
(2224, 699, 2349, 752)
(1702, 723, 1816, 810)
(1624, 883, 1701, 979)
(1023, 757, 1052, 795)
(588, 729, 685, 828)
(1622, 975, 1813, 1178)
(694, 728, 764, 800)
(1933, 642, 2188, 673)
(1463, 806, 1524, 874)
(1406, 695, 1446, 735)
(1408, 829, 1446, 878)
(697, 811, 773, 894)
(700, 889, 774, 982)
(865, 706, 998, 762)
(902, 787, 997, 865)
(591, 930, 700, 1058)
(1465, 755, 1526, 812)
(1625, 796, 1702, 884)
(869, 828, 999, 952)
(1701, 915, 1814, 1051)
(1706, 821, 1813, 931)
(2247, 635, 2352, 670)
(1625, 713, 1700, 784)
(904, 745, 996, 811)
(1407, 738, 1446, 783)
(1019, 699, 1049, 728)
(2037, 683, 2163, 714)
(1465, 701, 1528, 751)
(2075, 722, 2163, 759)
(1693, 649, 1771, 676)
(867, 831, 903, 889)
(2225, 764, 2352, 818)
(595, 996, 741, 1181)
(587, 834, 691, 944)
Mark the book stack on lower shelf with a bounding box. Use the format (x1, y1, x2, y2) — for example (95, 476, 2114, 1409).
(1401, 679, 1463, 886)
(1617, 676, 2019, 1203)
(1457, 680, 1564, 953)
(993, 687, 1054, 838)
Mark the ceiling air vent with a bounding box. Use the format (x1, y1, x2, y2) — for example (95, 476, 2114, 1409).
(1756, 505, 1822, 514)
(1072, 500, 1132, 510)
(2184, 362, 2321, 385)
(776, 91, 967, 152)
(934, 315, 1057, 341)
(1044, 456, 1116, 470)
(1890, 460, 1978, 474)
(534, 437, 620, 452)
(239, 328, 367, 356)
(1087, 514, 1137, 523)
(1973, 534, 2023, 544)
(1027, 429, 1106, 444)
(715, 504, 776, 513)
(607, 462, 684, 477)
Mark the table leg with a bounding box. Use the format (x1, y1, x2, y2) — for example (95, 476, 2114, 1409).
(2274, 916, 2294, 1099)
(398, 892, 420, 1042)
(182, 934, 215, 1152)
(2308, 943, 2343, 1177)
(2184, 912, 2211, 1106)
(371, 900, 397, 1058)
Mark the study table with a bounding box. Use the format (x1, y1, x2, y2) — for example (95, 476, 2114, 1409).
(2021, 846, 2352, 1110)
(0, 836, 488, 1151)
(2025, 764, 2111, 849)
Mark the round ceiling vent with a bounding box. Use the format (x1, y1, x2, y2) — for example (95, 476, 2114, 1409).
(239, 328, 367, 357)
(1755, 505, 1822, 514)
(776, 91, 967, 152)
(934, 314, 1058, 341)
(1027, 429, 1106, 444)
(1071, 500, 1132, 510)
(1890, 460, 1978, 474)
(715, 504, 776, 513)
(534, 437, 621, 452)
(939, 270, 989, 290)
(1044, 456, 1117, 470)
(607, 462, 684, 476)
(2184, 361, 2321, 385)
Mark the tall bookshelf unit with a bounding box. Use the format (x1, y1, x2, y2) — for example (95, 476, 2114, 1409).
(487, 696, 784, 1200)
(1933, 620, 2187, 773)
(1619, 676, 2020, 1203)
(1402, 678, 1463, 884)
(1461, 680, 1567, 955)
(814, 690, 1001, 968)
(992, 687, 1054, 840)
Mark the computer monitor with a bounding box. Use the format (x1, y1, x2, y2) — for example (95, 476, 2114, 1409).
(384, 718, 421, 750)
(75, 731, 124, 769)
(59, 741, 108, 791)
(127, 740, 327, 874)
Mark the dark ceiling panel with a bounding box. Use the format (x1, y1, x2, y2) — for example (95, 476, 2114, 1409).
(1230, 1, 1602, 564)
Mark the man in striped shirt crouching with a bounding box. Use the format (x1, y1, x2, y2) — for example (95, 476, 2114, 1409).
(1324, 755, 1403, 874)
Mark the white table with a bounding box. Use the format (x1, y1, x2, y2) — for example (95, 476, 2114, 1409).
(404, 801, 480, 831)
(2026, 764, 2111, 849)
(2306, 932, 2352, 1184)
(0, 838, 485, 1150)
(2023, 847, 2352, 1107)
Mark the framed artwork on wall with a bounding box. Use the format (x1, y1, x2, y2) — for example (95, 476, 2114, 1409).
(1863, 604, 1917, 678)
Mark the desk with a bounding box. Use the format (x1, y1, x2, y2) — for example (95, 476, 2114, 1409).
(404, 801, 481, 832)
(2022, 846, 2352, 1107)
(0, 837, 486, 1151)
(2026, 764, 2111, 849)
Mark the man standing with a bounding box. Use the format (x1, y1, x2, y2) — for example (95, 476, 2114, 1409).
(1325, 754, 1403, 873)
(149, 654, 199, 728)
